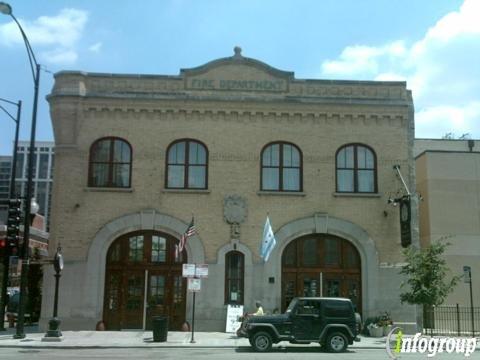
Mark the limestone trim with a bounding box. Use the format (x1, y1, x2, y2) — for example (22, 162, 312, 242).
(84, 187, 134, 193)
(84, 209, 206, 321)
(216, 241, 253, 265)
(180, 52, 294, 80)
(257, 191, 306, 197)
(161, 189, 211, 194)
(78, 105, 407, 125)
(262, 213, 379, 316)
(50, 72, 409, 102)
(332, 192, 382, 198)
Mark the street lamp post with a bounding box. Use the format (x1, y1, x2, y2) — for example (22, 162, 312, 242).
(0, 1, 42, 339)
(0, 97, 22, 332)
(43, 247, 63, 340)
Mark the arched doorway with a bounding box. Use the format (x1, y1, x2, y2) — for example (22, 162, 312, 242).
(103, 230, 187, 330)
(281, 234, 361, 313)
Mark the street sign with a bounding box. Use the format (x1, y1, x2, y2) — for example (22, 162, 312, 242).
(182, 264, 196, 277)
(463, 266, 471, 283)
(195, 264, 209, 278)
(188, 278, 201, 292)
(182, 263, 209, 278)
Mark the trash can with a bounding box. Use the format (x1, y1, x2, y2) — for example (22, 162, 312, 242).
(152, 316, 169, 342)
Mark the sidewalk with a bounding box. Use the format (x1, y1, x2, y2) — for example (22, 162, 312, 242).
(0, 328, 393, 349)
(1, 327, 478, 350)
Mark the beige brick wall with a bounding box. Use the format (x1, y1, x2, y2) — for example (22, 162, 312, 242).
(49, 95, 411, 264)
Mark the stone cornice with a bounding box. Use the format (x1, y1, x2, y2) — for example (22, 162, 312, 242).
(49, 49, 411, 104)
(49, 78, 410, 104)
(78, 104, 407, 124)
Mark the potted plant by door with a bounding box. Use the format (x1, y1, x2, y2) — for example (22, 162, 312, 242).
(367, 322, 384, 337)
(378, 312, 393, 336)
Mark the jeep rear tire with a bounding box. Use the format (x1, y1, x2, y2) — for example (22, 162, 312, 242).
(251, 331, 273, 352)
(325, 331, 348, 353)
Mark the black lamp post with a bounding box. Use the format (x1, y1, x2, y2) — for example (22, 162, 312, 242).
(0, 97, 21, 332)
(0, 1, 42, 339)
(44, 247, 63, 339)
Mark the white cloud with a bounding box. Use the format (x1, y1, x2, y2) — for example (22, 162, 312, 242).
(41, 49, 78, 64)
(320, 0, 480, 138)
(321, 41, 406, 78)
(423, 0, 480, 43)
(0, 8, 88, 65)
(415, 103, 480, 138)
(374, 73, 406, 82)
(89, 42, 102, 53)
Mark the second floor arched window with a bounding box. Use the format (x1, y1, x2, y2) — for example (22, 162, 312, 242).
(336, 144, 377, 193)
(261, 142, 302, 191)
(166, 139, 208, 189)
(88, 137, 132, 188)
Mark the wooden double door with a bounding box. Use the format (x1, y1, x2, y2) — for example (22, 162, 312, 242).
(103, 231, 187, 330)
(104, 269, 186, 330)
(282, 272, 361, 313)
(281, 235, 362, 313)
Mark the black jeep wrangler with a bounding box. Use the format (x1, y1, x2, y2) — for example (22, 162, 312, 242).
(237, 297, 359, 352)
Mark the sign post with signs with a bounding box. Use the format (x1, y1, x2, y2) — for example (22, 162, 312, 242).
(463, 266, 475, 336)
(183, 263, 208, 343)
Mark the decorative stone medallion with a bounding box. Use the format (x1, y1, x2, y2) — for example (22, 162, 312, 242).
(223, 195, 247, 224)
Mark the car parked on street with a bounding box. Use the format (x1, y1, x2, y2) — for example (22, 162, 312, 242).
(6, 291, 31, 327)
(237, 297, 360, 352)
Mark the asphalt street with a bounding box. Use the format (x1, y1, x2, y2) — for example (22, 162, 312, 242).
(1, 347, 480, 360)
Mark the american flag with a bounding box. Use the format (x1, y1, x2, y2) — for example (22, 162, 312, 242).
(175, 217, 196, 258)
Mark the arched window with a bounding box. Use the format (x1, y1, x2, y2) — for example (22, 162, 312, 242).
(261, 142, 302, 191)
(166, 139, 208, 189)
(225, 251, 244, 305)
(89, 137, 132, 188)
(336, 144, 377, 193)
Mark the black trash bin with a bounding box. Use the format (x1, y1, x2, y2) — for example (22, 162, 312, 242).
(152, 316, 168, 342)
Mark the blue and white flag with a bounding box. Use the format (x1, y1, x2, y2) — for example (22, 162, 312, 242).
(260, 216, 276, 262)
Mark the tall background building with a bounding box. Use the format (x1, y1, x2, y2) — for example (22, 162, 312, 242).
(0, 156, 12, 222)
(0, 141, 54, 232)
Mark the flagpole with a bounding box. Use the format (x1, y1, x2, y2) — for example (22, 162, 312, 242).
(190, 290, 196, 343)
(190, 263, 196, 344)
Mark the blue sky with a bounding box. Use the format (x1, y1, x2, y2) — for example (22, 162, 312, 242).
(1, 0, 478, 155)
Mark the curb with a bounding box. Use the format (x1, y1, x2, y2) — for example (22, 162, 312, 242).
(0, 344, 386, 350)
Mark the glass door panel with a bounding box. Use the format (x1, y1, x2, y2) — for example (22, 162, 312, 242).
(123, 271, 144, 329)
(324, 278, 341, 297)
(281, 272, 297, 312)
(170, 273, 186, 330)
(104, 271, 122, 330)
(299, 273, 320, 297)
(344, 277, 361, 313)
(146, 273, 167, 330)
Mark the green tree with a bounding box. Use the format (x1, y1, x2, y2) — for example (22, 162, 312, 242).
(399, 240, 460, 307)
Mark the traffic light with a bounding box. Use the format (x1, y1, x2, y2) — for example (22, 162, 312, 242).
(0, 238, 7, 260)
(6, 198, 22, 253)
